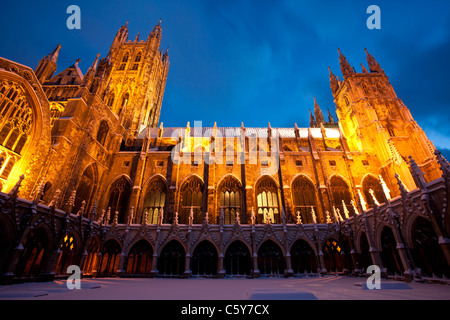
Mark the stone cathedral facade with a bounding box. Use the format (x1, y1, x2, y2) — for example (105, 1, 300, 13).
(0, 22, 449, 284)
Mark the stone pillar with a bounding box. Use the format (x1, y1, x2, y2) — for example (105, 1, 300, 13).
(251, 231, 259, 278)
(285, 251, 294, 277)
(184, 228, 192, 278)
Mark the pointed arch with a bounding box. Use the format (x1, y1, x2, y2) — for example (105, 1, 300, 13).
(224, 240, 252, 276)
(255, 175, 280, 224)
(409, 217, 450, 278)
(107, 91, 115, 107)
(142, 175, 167, 224)
(291, 175, 317, 224)
(98, 238, 122, 276)
(217, 175, 242, 225)
(329, 175, 354, 217)
(96, 120, 109, 147)
(157, 240, 186, 276)
(74, 163, 98, 217)
(106, 175, 132, 224)
(14, 225, 55, 278)
(257, 240, 285, 277)
(379, 226, 404, 275)
(82, 236, 101, 275)
(54, 231, 82, 275)
(178, 175, 204, 224)
(290, 238, 318, 275)
(125, 239, 153, 276)
(361, 174, 384, 207)
(191, 240, 218, 276)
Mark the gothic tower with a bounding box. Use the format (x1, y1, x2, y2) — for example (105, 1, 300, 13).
(101, 21, 170, 136)
(329, 49, 440, 191)
(35, 44, 61, 84)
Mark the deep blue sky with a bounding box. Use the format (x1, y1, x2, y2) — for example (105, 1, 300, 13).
(1, 1, 449, 154)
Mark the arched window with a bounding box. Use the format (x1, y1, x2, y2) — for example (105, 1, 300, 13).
(292, 176, 317, 224)
(290, 239, 317, 274)
(96, 120, 109, 146)
(98, 239, 121, 276)
(191, 241, 218, 276)
(256, 177, 280, 223)
(107, 92, 115, 107)
(380, 227, 404, 275)
(143, 178, 167, 224)
(0, 83, 32, 155)
(329, 176, 354, 217)
(132, 52, 141, 70)
(121, 93, 129, 107)
(358, 233, 372, 271)
(322, 238, 344, 272)
(343, 95, 350, 107)
(157, 240, 185, 276)
(362, 175, 384, 208)
(15, 228, 51, 278)
(55, 233, 80, 275)
(218, 176, 241, 224)
(376, 83, 384, 95)
(118, 93, 129, 117)
(362, 83, 370, 95)
(257, 240, 285, 276)
(224, 241, 251, 276)
(107, 177, 131, 224)
(118, 52, 129, 70)
(82, 237, 100, 275)
(411, 217, 450, 278)
(126, 240, 153, 275)
(179, 177, 203, 224)
(50, 103, 64, 127)
(74, 164, 96, 217)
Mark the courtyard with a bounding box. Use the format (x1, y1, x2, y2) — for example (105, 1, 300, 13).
(0, 275, 449, 300)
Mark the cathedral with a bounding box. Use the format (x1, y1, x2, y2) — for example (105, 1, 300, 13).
(0, 21, 449, 284)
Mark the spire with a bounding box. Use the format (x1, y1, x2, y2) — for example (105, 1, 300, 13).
(35, 44, 62, 83)
(313, 97, 325, 125)
(135, 32, 140, 42)
(46, 44, 62, 64)
(163, 47, 169, 64)
(361, 63, 369, 74)
(408, 155, 427, 190)
(327, 109, 335, 123)
(149, 19, 162, 40)
(364, 48, 384, 74)
(328, 66, 339, 94)
(309, 109, 316, 128)
(337, 48, 355, 78)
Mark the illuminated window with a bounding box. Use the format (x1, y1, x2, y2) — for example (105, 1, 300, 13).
(179, 177, 203, 224)
(329, 176, 354, 217)
(107, 92, 115, 107)
(256, 178, 279, 223)
(107, 177, 131, 224)
(131, 52, 141, 70)
(218, 176, 241, 224)
(143, 178, 166, 224)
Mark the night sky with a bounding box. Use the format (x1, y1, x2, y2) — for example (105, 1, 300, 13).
(1, 1, 449, 156)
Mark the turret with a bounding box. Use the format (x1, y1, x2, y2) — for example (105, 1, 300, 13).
(35, 44, 61, 84)
(337, 48, 355, 79)
(313, 97, 325, 126)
